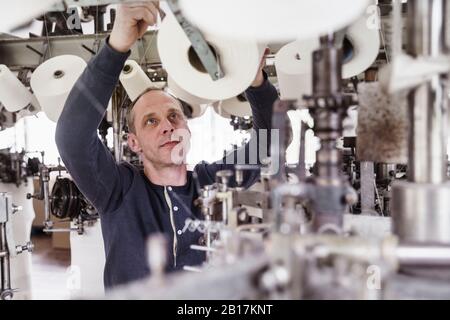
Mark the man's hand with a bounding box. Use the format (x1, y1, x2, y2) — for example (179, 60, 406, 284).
(109, 1, 160, 53)
(250, 48, 270, 88)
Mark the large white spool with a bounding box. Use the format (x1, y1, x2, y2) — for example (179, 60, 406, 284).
(31, 55, 87, 123)
(158, 9, 266, 102)
(219, 95, 253, 118)
(275, 14, 380, 100)
(179, 0, 371, 42)
(0, 65, 34, 112)
(119, 60, 154, 102)
(0, 0, 58, 32)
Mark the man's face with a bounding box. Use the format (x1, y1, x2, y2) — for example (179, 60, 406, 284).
(127, 90, 191, 167)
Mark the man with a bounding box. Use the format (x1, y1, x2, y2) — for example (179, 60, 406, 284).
(55, 2, 278, 289)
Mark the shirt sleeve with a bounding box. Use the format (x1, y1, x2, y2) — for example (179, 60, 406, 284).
(55, 38, 134, 214)
(195, 72, 279, 188)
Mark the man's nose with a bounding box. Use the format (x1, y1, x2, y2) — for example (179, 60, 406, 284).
(161, 118, 175, 135)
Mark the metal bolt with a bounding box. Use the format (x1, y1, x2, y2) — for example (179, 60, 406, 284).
(16, 242, 34, 254)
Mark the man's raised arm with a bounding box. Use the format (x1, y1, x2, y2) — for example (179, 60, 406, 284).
(55, 3, 160, 213)
(55, 40, 132, 213)
(195, 67, 279, 188)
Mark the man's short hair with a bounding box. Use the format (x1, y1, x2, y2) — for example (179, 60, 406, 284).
(126, 88, 186, 134)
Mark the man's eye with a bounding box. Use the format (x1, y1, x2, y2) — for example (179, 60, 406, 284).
(146, 118, 158, 125)
(170, 113, 180, 120)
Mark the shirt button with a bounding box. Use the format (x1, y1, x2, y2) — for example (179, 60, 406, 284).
(167, 186, 173, 191)
(177, 230, 182, 235)
(198, 236, 206, 246)
(174, 206, 179, 212)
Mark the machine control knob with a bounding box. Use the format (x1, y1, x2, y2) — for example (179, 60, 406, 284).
(26, 193, 39, 200)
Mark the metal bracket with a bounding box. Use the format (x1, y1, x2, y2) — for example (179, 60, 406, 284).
(165, 0, 224, 81)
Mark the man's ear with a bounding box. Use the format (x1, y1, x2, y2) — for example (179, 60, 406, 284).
(127, 133, 142, 153)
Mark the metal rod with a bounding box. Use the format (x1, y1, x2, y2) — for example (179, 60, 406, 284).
(43, 228, 79, 233)
(406, 0, 448, 184)
(112, 88, 123, 163)
(190, 245, 217, 253)
(391, 0, 404, 58)
(360, 161, 376, 215)
(0, 31, 159, 70)
(311, 34, 345, 184)
(41, 166, 52, 229)
(297, 121, 308, 181)
(0, 223, 11, 296)
(397, 245, 450, 266)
